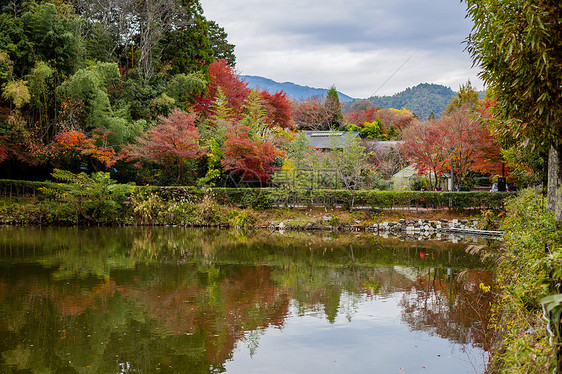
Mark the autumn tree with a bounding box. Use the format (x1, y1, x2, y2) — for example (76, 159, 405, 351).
(471, 99, 506, 180)
(45, 129, 117, 170)
(200, 59, 251, 117)
(222, 125, 283, 182)
(376, 108, 416, 133)
(400, 108, 501, 190)
(258, 90, 294, 129)
(0, 135, 17, 163)
(292, 96, 330, 130)
(126, 108, 205, 182)
(400, 121, 447, 190)
(466, 0, 562, 220)
(440, 109, 492, 189)
(344, 102, 378, 127)
(220, 92, 286, 182)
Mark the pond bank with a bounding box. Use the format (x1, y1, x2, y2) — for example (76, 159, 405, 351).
(262, 216, 503, 238)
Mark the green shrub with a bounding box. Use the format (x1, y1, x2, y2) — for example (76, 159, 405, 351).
(230, 209, 258, 228)
(40, 170, 134, 224)
(487, 189, 559, 372)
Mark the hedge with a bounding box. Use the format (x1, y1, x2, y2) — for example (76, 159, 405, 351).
(1, 180, 508, 211)
(134, 186, 508, 211)
(0, 180, 55, 198)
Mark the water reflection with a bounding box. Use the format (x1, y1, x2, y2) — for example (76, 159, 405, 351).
(0, 227, 494, 373)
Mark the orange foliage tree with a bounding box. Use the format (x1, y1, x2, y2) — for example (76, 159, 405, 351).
(45, 128, 117, 169)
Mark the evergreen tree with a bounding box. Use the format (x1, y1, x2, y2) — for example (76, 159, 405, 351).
(325, 85, 343, 129)
(208, 20, 236, 67)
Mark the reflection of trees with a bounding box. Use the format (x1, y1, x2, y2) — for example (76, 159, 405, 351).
(399, 268, 494, 350)
(0, 262, 290, 373)
(0, 227, 495, 372)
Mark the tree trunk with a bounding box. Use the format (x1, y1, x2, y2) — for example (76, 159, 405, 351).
(547, 143, 562, 222)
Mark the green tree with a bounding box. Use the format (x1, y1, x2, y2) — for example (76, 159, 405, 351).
(27, 61, 54, 127)
(444, 81, 480, 115)
(325, 85, 344, 129)
(2, 79, 30, 108)
(166, 72, 207, 110)
(288, 131, 314, 171)
(466, 0, 562, 221)
(360, 120, 386, 139)
(57, 62, 130, 144)
(325, 132, 368, 211)
(159, 3, 213, 76)
(208, 20, 236, 67)
(21, 3, 81, 77)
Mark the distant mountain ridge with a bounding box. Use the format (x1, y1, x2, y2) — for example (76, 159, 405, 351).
(241, 75, 466, 120)
(240, 75, 355, 102)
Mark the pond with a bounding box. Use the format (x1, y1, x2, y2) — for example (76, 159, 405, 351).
(0, 227, 495, 373)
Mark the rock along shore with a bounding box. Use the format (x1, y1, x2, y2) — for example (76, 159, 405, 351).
(264, 217, 503, 238)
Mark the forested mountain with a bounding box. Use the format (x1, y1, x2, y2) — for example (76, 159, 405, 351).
(241, 76, 463, 120)
(240, 75, 355, 102)
(366, 83, 456, 120)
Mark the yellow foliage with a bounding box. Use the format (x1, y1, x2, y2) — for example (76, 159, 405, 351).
(388, 107, 414, 118)
(2, 80, 31, 109)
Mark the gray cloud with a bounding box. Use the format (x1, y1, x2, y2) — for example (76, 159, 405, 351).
(201, 0, 482, 98)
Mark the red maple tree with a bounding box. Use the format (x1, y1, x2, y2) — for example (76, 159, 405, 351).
(0, 136, 15, 163)
(258, 90, 294, 129)
(344, 107, 379, 126)
(471, 99, 504, 177)
(199, 59, 251, 118)
(126, 109, 206, 181)
(400, 121, 447, 190)
(222, 125, 285, 182)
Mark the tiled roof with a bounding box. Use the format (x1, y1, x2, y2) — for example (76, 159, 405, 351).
(302, 131, 360, 149)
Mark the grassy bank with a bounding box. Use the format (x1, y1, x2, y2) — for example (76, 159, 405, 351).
(0, 194, 483, 228)
(487, 189, 561, 373)
(0, 172, 505, 228)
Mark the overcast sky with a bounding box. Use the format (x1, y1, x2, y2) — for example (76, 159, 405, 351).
(200, 0, 483, 98)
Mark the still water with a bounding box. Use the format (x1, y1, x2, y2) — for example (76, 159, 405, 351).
(0, 227, 494, 373)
